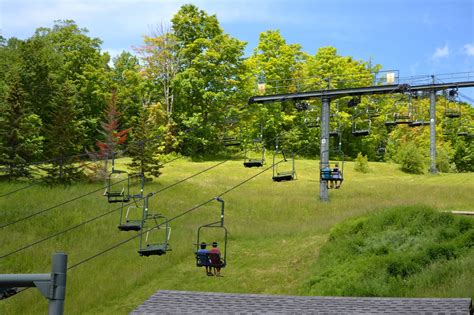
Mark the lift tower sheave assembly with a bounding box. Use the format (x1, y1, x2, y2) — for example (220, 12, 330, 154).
(249, 79, 474, 202)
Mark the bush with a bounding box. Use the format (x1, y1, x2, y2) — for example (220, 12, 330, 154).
(396, 141, 425, 174)
(304, 206, 474, 296)
(354, 152, 369, 173)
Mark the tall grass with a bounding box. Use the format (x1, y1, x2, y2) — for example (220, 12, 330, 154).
(0, 158, 473, 314)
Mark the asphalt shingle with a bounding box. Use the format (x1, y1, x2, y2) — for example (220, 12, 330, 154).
(131, 290, 472, 314)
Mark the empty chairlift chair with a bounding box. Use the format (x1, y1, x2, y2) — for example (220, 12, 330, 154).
(385, 94, 413, 126)
(243, 127, 265, 168)
(444, 88, 462, 118)
(118, 200, 147, 232)
(351, 108, 371, 137)
(105, 169, 131, 203)
(272, 139, 296, 182)
(138, 199, 171, 257)
(222, 117, 241, 147)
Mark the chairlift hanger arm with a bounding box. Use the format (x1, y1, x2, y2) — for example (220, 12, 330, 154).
(248, 81, 474, 104)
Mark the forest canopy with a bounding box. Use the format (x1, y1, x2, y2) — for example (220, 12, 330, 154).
(0, 4, 473, 182)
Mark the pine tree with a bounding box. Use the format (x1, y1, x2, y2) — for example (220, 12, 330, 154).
(128, 105, 163, 178)
(0, 75, 43, 179)
(41, 80, 84, 184)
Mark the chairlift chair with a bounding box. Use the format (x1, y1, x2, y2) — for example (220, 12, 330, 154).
(244, 125, 265, 168)
(351, 108, 371, 137)
(444, 89, 462, 118)
(319, 150, 345, 189)
(105, 169, 130, 203)
(272, 139, 296, 182)
(195, 197, 228, 269)
(222, 117, 241, 147)
(138, 198, 171, 257)
(118, 203, 146, 232)
(223, 136, 241, 147)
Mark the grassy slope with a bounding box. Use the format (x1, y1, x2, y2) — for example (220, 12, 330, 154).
(0, 158, 473, 314)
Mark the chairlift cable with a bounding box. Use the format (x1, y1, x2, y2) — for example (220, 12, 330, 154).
(0, 176, 131, 230)
(66, 142, 314, 270)
(0, 154, 241, 258)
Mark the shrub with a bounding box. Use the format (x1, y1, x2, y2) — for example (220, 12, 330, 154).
(354, 152, 369, 173)
(396, 141, 425, 174)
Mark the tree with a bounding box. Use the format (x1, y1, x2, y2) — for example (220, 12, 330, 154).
(128, 105, 163, 178)
(41, 81, 84, 184)
(137, 24, 180, 120)
(87, 92, 129, 181)
(0, 75, 43, 179)
(170, 4, 247, 155)
(111, 51, 149, 130)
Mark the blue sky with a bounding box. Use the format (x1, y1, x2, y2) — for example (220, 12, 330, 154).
(1, 0, 473, 99)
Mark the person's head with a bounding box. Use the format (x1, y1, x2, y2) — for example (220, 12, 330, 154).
(200, 242, 207, 249)
(335, 163, 339, 168)
(212, 242, 218, 248)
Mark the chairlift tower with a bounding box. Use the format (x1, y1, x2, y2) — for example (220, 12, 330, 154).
(249, 73, 474, 202)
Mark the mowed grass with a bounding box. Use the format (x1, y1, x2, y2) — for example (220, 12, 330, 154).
(0, 157, 473, 314)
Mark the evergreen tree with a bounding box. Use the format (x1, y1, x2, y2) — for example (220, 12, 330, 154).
(41, 80, 84, 184)
(128, 105, 163, 178)
(0, 75, 43, 179)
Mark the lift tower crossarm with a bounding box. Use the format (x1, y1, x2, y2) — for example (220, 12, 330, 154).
(248, 81, 474, 104)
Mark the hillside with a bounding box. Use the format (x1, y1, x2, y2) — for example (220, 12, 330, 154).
(1, 158, 473, 314)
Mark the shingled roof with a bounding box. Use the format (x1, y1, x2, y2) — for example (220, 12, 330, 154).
(131, 290, 472, 314)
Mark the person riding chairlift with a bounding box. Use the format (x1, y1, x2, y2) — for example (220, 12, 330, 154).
(209, 242, 223, 277)
(332, 163, 342, 189)
(196, 242, 212, 276)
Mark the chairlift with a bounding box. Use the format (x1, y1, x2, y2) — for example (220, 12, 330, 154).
(457, 121, 473, 138)
(347, 97, 361, 108)
(351, 108, 371, 137)
(319, 150, 344, 189)
(105, 169, 130, 203)
(138, 197, 171, 257)
(118, 201, 146, 232)
(384, 94, 413, 126)
(222, 116, 241, 147)
(444, 88, 462, 118)
(243, 125, 265, 168)
(272, 138, 296, 182)
(195, 197, 228, 269)
(408, 103, 429, 127)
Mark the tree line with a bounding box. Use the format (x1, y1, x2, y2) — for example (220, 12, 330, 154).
(0, 4, 472, 183)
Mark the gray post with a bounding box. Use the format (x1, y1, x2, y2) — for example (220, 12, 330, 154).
(429, 75, 438, 174)
(320, 97, 330, 202)
(49, 252, 67, 315)
(0, 252, 67, 315)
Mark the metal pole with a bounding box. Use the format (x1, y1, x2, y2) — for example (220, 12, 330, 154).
(48, 252, 67, 315)
(429, 75, 438, 174)
(320, 97, 330, 202)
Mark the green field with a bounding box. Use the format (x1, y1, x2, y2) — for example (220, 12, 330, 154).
(1, 158, 473, 314)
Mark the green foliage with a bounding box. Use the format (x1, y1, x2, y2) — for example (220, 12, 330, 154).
(41, 81, 85, 184)
(0, 75, 43, 178)
(305, 206, 474, 296)
(354, 152, 369, 173)
(396, 141, 426, 174)
(452, 138, 474, 172)
(127, 105, 163, 178)
(1, 5, 473, 171)
(171, 4, 247, 156)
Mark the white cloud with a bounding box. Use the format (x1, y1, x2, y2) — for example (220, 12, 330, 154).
(432, 44, 450, 59)
(464, 44, 474, 56)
